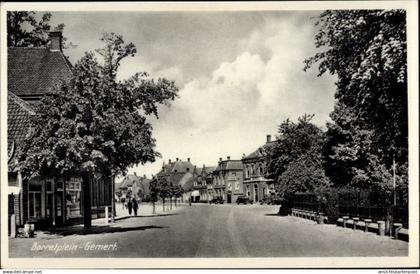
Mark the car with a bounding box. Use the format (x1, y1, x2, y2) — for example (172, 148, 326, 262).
(236, 196, 253, 205)
(209, 197, 224, 204)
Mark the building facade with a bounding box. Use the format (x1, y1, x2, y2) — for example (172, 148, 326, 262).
(242, 135, 276, 203)
(212, 157, 244, 203)
(116, 173, 151, 202)
(156, 157, 197, 202)
(192, 165, 216, 202)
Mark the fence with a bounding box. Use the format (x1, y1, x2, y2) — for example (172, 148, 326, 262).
(292, 188, 408, 228)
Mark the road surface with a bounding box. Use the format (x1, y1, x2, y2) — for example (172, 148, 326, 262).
(9, 203, 408, 257)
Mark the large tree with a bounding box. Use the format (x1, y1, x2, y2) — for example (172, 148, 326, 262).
(267, 114, 330, 203)
(19, 33, 178, 227)
(7, 11, 68, 47)
(305, 10, 408, 190)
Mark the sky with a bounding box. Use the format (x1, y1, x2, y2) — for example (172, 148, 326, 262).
(49, 11, 337, 179)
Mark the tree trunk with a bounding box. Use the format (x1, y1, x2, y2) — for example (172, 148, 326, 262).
(162, 198, 165, 212)
(152, 200, 156, 214)
(170, 197, 172, 210)
(82, 171, 92, 228)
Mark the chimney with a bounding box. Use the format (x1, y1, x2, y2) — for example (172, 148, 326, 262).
(187, 158, 190, 162)
(169, 159, 171, 164)
(49, 31, 63, 52)
(227, 156, 231, 160)
(266, 134, 272, 143)
(219, 157, 222, 162)
(242, 153, 246, 158)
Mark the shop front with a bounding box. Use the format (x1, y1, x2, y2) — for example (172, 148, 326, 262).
(25, 176, 83, 228)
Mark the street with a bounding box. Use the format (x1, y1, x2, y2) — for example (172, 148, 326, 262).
(9, 203, 408, 257)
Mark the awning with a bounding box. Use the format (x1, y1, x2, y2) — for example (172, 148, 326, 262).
(191, 190, 200, 197)
(8, 186, 21, 195)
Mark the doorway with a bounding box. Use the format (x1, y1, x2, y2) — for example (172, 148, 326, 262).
(254, 184, 259, 202)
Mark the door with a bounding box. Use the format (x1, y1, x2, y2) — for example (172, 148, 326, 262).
(254, 184, 259, 202)
(28, 184, 42, 218)
(227, 192, 232, 203)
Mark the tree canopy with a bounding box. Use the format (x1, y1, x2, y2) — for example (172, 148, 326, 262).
(19, 33, 178, 180)
(304, 10, 408, 190)
(267, 114, 330, 200)
(7, 11, 68, 48)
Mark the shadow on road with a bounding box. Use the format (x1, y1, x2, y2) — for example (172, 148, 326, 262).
(44, 225, 167, 236)
(264, 213, 284, 217)
(116, 213, 180, 221)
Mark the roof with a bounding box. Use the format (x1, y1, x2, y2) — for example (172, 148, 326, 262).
(242, 141, 277, 161)
(182, 175, 196, 192)
(8, 47, 73, 97)
(171, 160, 195, 173)
(201, 166, 216, 176)
(172, 172, 194, 187)
(156, 159, 195, 181)
(7, 92, 35, 164)
(216, 160, 243, 171)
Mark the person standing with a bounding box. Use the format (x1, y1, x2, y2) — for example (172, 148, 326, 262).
(127, 198, 133, 216)
(133, 198, 138, 216)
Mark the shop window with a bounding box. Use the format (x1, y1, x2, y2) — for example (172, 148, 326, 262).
(29, 183, 42, 218)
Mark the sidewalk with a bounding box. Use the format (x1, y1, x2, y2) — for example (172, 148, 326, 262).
(113, 201, 185, 221)
(18, 202, 188, 238)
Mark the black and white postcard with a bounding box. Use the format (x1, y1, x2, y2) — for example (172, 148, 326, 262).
(1, 1, 418, 270)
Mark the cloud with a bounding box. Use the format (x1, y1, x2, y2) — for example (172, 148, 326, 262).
(158, 15, 336, 134)
(132, 13, 337, 176)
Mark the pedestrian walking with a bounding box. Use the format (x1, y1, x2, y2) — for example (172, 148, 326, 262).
(127, 198, 133, 215)
(189, 197, 192, 206)
(133, 198, 139, 216)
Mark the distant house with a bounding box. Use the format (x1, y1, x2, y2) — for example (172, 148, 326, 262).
(242, 135, 277, 203)
(156, 158, 201, 202)
(193, 165, 216, 202)
(117, 173, 151, 201)
(212, 157, 244, 203)
(7, 31, 112, 230)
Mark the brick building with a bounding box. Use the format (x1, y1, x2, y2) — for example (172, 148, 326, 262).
(242, 135, 276, 203)
(192, 165, 216, 202)
(212, 157, 244, 203)
(116, 173, 151, 202)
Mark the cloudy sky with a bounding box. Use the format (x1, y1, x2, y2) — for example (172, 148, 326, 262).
(49, 11, 337, 178)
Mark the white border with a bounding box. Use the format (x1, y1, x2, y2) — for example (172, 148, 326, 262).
(1, 1, 418, 269)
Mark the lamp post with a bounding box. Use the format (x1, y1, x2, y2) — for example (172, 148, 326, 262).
(393, 156, 396, 207)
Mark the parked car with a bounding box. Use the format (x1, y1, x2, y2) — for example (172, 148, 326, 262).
(236, 196, 253, 205)
(209, 197, 224, 204)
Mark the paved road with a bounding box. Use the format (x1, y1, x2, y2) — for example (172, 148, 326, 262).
(9, 204, 408, 257)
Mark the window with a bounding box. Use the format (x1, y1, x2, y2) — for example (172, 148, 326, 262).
(29, 184, 42, 218)
(235, 182, 239, 190)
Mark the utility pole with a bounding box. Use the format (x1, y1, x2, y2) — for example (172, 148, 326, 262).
(393, 156, 396, 207)
(390, 156, 396, 236)
(111, 175, 115, 223)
